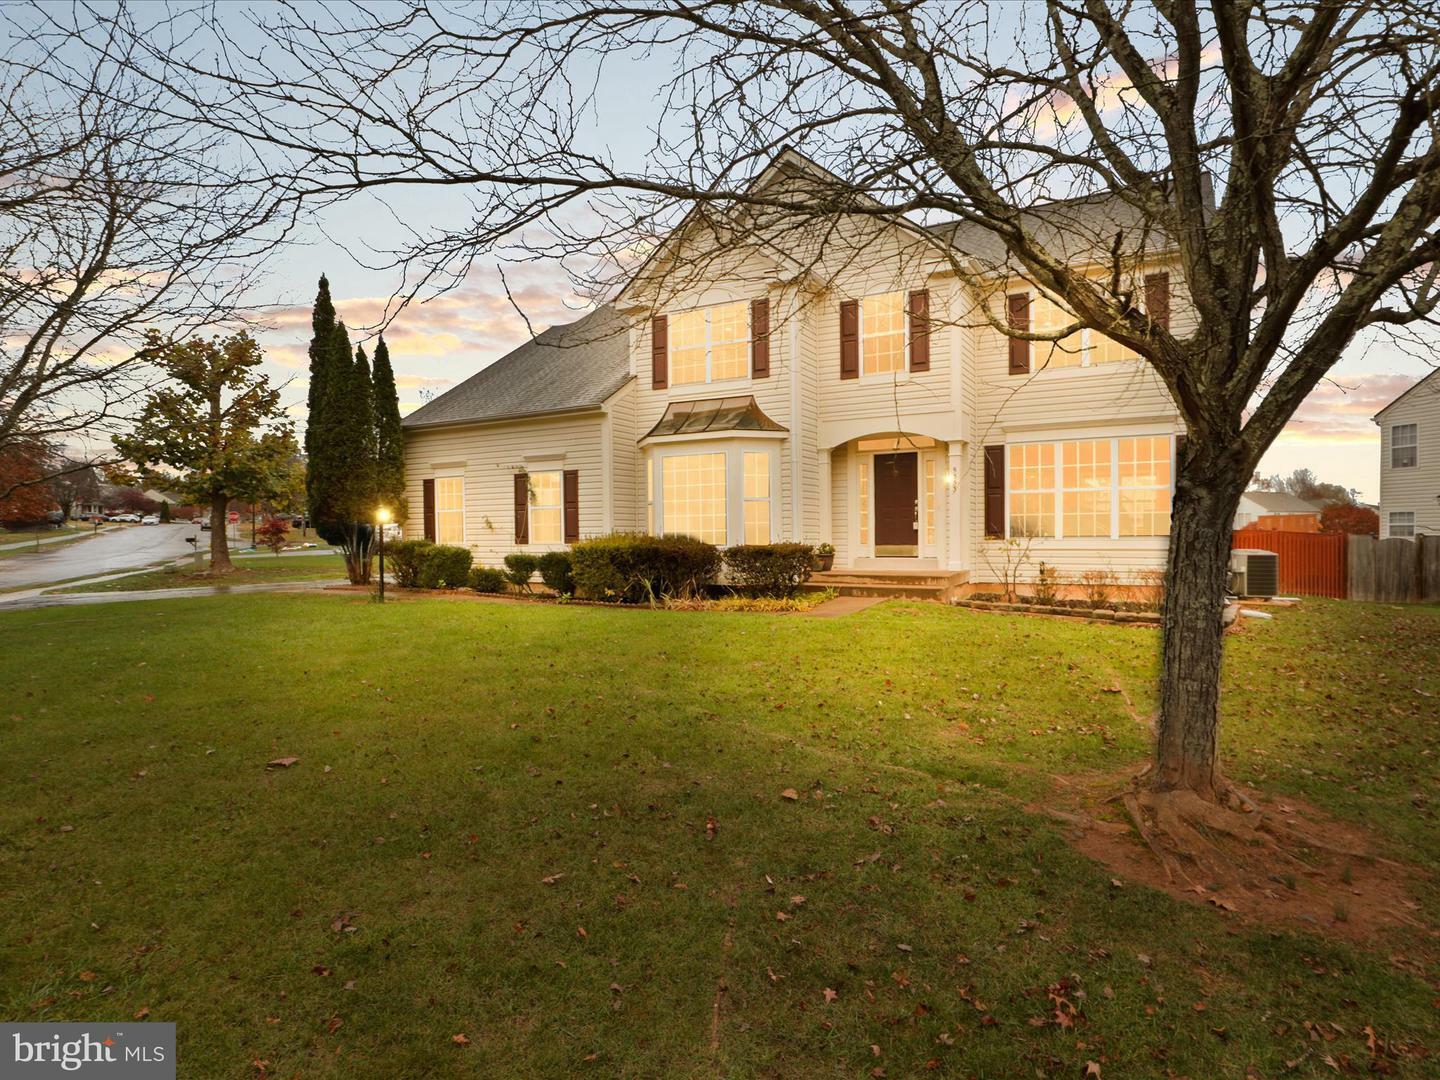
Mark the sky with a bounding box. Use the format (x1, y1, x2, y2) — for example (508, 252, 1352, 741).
(219, 9, 1433, 505)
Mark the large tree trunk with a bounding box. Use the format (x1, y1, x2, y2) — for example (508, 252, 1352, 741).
(1151, 459, 1246, 800)
(209, 497, 234, 574)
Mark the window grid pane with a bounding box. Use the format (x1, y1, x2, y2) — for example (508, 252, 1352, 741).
(861, 292, 905, 375)
(646, 460, 654, 534)
(858, 464, 869, 547)
(529, 470, 563, 544)
(670, 302, 749, 385)
(1392, 424, 1417, 468)
(742, 451, 770, 545)
(1390, 512, 1415, 538)
(435, 477, 464, 544)
(923, 457, 937, 547)
(1032, 295, 1086, 369)
(662, 453, 727, 544)
(1008, 443, 1056, 537)
(1117, 437, 1171, 536)
(1062, 440, 1112, 537)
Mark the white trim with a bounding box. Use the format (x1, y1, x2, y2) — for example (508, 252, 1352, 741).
(788, 287, 803, 541)
(639, 428, 787, 449)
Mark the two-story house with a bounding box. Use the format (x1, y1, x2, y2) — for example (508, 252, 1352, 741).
(400, 150, 1189, 587)
(1374, 367, 1440, 539)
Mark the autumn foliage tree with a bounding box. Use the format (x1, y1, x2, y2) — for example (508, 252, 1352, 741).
(1320, 503, 1380, 536)
(115, 332, 297, 574)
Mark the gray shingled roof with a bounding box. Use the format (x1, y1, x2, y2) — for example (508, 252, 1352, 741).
(401, 305, 631, 429)
(1242, 490, 1322, 514)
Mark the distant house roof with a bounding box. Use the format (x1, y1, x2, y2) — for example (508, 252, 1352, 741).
(1241, 490, 1322, 515)
(643, 396, 788, 440)
(400, 306, 631, 430)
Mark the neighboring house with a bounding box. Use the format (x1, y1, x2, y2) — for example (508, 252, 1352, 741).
(1374, 367, 1440, 539)
(1233, 490, 1323, 532)
(402, 149, 1191, 584)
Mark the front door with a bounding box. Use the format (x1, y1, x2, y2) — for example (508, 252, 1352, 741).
(872, 452, 918, 556)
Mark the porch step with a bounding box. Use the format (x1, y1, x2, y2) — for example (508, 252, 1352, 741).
(804, 569, 968, 601)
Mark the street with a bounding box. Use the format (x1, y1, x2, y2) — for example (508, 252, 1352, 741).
(0, 524, 203, 590)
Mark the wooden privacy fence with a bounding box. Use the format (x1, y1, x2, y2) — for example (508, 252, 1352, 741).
(1347, 534, 1440, 603)
(1232, 527, 1347, 598)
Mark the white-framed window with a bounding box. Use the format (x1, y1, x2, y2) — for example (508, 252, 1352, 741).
(923, 456, 938, 547)
(670, 301, 749, 385)
(861, 291, 906, 375)
(646, 459, 655, 534)
(857, 460, 870, 548)
(434, 475, 465, 545)
(1389, 511, 1416, 538)
(1026, 277, 1154, 369)
(1005, 435, 1175, 539)
(528, 470, 563, 544)
(1391, 423, 1418, 468)
(743, 451, 771, 545)
(661, 452, 727, 544)
(1008, 442, 1056, 537)
(1061, 439, 1112, 537)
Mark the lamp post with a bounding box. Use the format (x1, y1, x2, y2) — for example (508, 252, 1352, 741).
(376, 507, 391, 602)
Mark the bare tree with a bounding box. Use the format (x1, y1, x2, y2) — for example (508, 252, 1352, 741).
(86, 1, 1440, 853)
(0, 8, 285, 499)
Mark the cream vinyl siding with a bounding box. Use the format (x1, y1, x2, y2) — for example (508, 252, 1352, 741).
(1377, 371, 1440, 538)
(403, 409, 609, 566)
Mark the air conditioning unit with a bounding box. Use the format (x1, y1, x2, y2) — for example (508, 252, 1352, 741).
(1230, 549, 1279, 598)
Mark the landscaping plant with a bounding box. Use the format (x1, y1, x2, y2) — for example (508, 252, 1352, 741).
(255, 517, 290, 555)
(387, 539, 433, 589)
(723, 543, 815, 598)
(571, 532, 720, 604)
(417, 544, 472, 589)
(537, 550, 575, 595)
(503, 552, 541, 592)
(467, 565, 507, 593)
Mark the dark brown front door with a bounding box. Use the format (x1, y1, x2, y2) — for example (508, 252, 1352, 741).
(873, 452, 918, 556)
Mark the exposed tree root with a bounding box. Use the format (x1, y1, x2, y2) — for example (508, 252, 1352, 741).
(1039, 767, 1436, 942)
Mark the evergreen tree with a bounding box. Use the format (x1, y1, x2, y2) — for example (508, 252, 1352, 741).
(371, 334, 406, 517)
(304, 276, 338, 518)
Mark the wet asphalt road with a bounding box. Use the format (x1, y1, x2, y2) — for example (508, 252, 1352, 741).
(0, 524, 203, 590)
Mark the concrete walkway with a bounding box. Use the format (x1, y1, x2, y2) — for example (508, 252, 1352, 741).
(804, 595, 889, 617)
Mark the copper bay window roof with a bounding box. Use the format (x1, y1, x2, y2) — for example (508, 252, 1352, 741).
(642, 395, 788, 439)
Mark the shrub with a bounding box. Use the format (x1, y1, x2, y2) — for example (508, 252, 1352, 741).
(468, 566, 508, 593)
(388, 538, 433, 588)
(1078, 568, 1116, 608)
(503, 552, 541, 591)
(537, 550, 575, 594)
(417, 544, 473, 589)
(723, 542, 815, 598)
(570, 532, 720, 603)
(1031, 562, 1061, 606)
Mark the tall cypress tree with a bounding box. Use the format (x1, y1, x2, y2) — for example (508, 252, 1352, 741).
(371, 334, 405, 516)
(304, 276, 338, 519)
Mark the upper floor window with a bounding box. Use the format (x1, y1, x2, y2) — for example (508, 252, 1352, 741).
(861, 291, 906, 375)
(671, 301, 749, 385)
(1015, 272, 1168, 372)
(1392, 423, 1417, 468)
(1389, 511, 1415, 538)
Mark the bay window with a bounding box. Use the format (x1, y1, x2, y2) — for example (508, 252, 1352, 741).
(1005, 435, 1175, 538)
(671, 301, 749, 385)
(743, 451, 771, 544)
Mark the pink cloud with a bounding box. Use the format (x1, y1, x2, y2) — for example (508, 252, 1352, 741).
(1279, 372, 1418, 441)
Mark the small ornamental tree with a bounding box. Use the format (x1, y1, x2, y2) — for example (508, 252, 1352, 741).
(256, 517, 290, 555)
(115, 331, 297, 574)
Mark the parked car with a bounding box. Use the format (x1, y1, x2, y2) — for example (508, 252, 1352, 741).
(291, 515, 311, 528)
(110, 513, 141, 523)
(200, 518, 212, 530)
(381, 523, 402, 542)
(140, 515, 160, 526)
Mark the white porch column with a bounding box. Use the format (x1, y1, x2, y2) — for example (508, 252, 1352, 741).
(947, 443, 967, 571)
(817, 448, 833, 545)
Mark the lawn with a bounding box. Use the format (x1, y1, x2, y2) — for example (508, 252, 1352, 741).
(0, 596, 1435, 1077)
(50, 553, 347, 593)
(0, 524, 103, 559)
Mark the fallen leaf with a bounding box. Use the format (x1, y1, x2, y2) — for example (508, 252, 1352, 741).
(823, 987, 838, 1003)
(77, 971, 96, 983)
(541, 873, 565, 885)
(1085, 1063, 1102, 1078)
(133, 1006, 150, 1020)
(451, 1034, 470, 1047)
(266, 757, 299, 769)
(780, 789, 799, 801)
(325, 1015, 342, 1034)
(576, 926, 588, 939)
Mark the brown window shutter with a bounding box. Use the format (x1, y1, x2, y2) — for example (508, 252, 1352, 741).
(908, 289, 930, 372)
(983, 446, 1005, 539)
(513, 472, 529, 544)
(1145, 272, 1171, 331)
(563, 469, 579, 543)
(750, 298, 770, 378)
(422, 478, 436, 541)
(839, 299, 859, 379)
(1006, 293, 1030, 375)
(651, 315, 668, 389)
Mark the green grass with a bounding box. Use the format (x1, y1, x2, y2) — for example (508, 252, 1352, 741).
(0, 524, 100, 559)
(50, 553, 347, 593)
(0, 596, 1435, 1077)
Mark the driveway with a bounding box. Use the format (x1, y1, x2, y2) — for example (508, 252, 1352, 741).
(0, 524, 204, 590)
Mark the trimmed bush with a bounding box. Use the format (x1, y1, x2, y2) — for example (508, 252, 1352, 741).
(570, 532, 720, 603)
(417, 544, 472, 589)
(468, 566, 508, 593)
(503, 552, 541, 591)
(723, 542, 815, 598)
(537, 550, 575, 595)
(388, 538, 433, 588)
